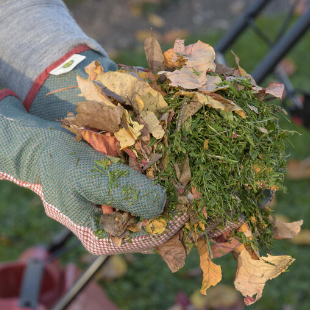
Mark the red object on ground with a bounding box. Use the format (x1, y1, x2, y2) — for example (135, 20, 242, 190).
(0, 247, 119, 310)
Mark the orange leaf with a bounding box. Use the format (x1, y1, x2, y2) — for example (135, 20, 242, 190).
(101, 205, 113, 214)
(197, 238, 222, 295)
(81, 131, 119, 157)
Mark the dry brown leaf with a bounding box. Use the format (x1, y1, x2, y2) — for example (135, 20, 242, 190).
(211, 238, 241, 259)
(144, 37, 165, 72)
(173, 39, 216, 72)
(176, 90, 246, 118)
(77, 75, 115, 107)
(234, 248, 294, 305)
(231, 51, 247, 77)
(206, 92, 246, 119)
(272, 217, 303, 239)
(96, 71, 167, 114)
(179, 100, 203, 126)
(81, 131, 119, 157)
(201, 75, 223, 92)
(215, 62, 235, 75)
(100, 212, 134, 237)
(160, 39, 216, 90)
(156, 230, 186, 273)
(145, 218, 167, 234)
(178, 155, 191, 186)
(76, 101, 123, 133)
(142, 111, 165, 139)
(252, 82, 285, 100)
(197, 238, 222, 295)
(163, 67, 207, 89)
(290, 229, 310, 245)
(85, 60, 104, 80)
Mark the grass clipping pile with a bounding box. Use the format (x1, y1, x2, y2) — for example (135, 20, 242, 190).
(62, 38, 303, 305)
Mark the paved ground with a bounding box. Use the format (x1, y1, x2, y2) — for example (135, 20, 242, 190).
(67, 0, 293, 55)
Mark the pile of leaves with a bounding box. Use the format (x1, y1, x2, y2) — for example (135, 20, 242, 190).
(62, 38, 303, 305)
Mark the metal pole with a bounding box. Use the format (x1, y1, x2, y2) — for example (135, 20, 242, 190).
(51, 255, 109, 310)
(215, 0, 271, 53)
(252, 7, 310, 84)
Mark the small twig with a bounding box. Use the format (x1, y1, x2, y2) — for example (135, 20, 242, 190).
(45, 85, 78, 97)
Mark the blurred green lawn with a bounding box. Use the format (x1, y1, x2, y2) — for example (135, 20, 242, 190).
(1, 15, 310, 310)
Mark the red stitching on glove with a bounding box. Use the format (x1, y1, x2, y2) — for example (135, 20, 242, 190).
(0, 89, 20, 101)
(23, 44, 90, 111)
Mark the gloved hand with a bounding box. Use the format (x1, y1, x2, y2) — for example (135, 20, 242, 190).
(0, 91, 187, 254)
(0, 0, 188, 254)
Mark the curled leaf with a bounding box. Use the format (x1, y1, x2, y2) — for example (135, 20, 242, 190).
(197, 238, 222, 295)
(85, 60, 104, 80)
(234, 248, 294, 305)
(77, 75, 115, 107)
(76, 101, 124, 133)
(272, 217, 303, 239)
(156, 230, 186, 273)
(144, 37, 165, 72)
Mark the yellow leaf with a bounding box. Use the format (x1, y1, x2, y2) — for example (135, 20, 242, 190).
(142, 111, 165, 139)
(96, 71, 167, 114)
(197, 238, 222, 295)
(127, 223, 142, 232)
(135, 94, 144, 113)
(114, 128, 136, 150)
(234, 248, 294, 305)
(145, 219, 167, 234)
(198, 221, 205, 230)
(123, 109, 144, 140)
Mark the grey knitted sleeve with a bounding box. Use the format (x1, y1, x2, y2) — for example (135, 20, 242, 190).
(0, 0, 108, 102)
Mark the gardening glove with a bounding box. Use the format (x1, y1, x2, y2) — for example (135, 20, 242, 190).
(0, 0, 188, 254)
(0, 91, 188, 254)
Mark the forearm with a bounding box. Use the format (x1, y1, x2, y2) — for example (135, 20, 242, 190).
(0, 0, 107, 102)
